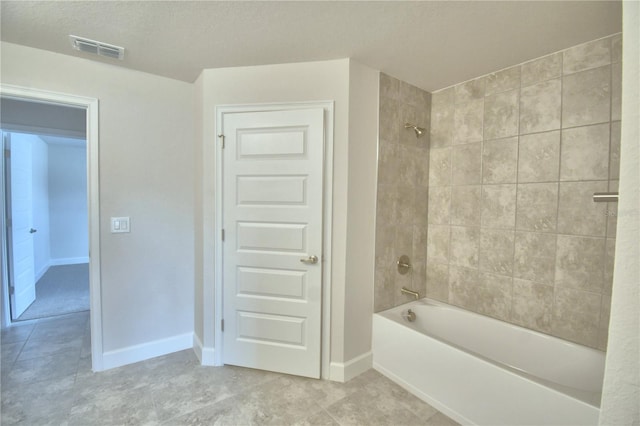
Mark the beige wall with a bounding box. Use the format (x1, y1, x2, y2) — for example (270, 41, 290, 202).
(1, 42, 196, 352)
(374, 74, 431, 312)
(343, 60, 379, 361)
(195, 59, 378, 370)
(424, 35, 621, 350)
(599, 2, 640, 423)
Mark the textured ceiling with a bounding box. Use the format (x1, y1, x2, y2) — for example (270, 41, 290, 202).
(0, 1, 622, 92)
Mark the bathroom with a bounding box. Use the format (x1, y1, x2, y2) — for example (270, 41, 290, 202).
(372, 32, 635, 425)
(1, 2, 637, 425)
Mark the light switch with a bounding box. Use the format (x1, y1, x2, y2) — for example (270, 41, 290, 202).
(111, 217, 130, 233)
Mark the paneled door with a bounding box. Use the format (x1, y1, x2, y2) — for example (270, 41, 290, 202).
(4, 132, 36, 318)
(222, 108, 324, 378)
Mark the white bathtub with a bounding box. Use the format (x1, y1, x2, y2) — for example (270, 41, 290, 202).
(372, 298, 605, 426)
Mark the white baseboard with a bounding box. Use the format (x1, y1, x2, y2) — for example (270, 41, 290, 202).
(50, 257, 90, 266)
(102, 332, 193, 370)
(35, 263, 50, 282)
(329, 351, 372, 382)
(193, 333, 216, 366)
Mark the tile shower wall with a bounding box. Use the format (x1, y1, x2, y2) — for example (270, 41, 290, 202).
(374, 74, 431, 312)
(426, 35, 621, 350)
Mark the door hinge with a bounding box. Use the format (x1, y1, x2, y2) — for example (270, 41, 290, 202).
(218, 134, 225, 149)
(4, 149, 9, 159)
(221, 319, 224, 332)
(9, 286, 14, 295)
(221, 229, 225, 241)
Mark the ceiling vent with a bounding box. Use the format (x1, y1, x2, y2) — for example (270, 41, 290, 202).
(69, 35, 125, 60)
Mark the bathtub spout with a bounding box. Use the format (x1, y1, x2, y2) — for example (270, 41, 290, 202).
(401, 287, 420, 299)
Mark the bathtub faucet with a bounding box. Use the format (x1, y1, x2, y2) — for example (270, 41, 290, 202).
(401, 287, 420, 299)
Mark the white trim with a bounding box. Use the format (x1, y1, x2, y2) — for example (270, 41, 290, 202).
(34, 263, 50, 283)
(0, 132, 9, 327)
(0, 84, 103, 371)
(49, 257, 90, 266)
(34, 257, 90, 283)
(329, 351, 373, 383)
(103, 332, 193, 370)
(212, 101, 334, 379)
(193, 333, 216, 366)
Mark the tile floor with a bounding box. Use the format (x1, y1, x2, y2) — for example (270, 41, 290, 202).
(1, 312, 458, 425)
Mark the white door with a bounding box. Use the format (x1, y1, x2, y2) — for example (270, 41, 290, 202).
(222, 108, 324, 379)
(5, 133, 36, 318)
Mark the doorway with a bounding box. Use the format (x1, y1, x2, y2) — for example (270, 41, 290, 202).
(3, 128, 88, 321)
(0, 84, 103, 371)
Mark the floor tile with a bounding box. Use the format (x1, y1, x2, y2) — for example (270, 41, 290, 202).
(2, 313, 457, 426)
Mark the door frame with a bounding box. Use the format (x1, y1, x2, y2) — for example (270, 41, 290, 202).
(213, 101, 334, 379)
(0, 84, 104, 371)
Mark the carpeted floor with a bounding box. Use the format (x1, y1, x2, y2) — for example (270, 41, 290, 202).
(17, 264, 89, 321)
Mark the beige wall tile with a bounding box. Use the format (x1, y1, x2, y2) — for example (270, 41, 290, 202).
(376, 184, 398, 224)
(379, 96, 400, 143)
(563, 37, 611, 74)
(603, 238, 616, 296)
(450, 226, 480, 268)
(427, 186, 451, 225)
(453, 99, 484, 144)
(481, 184, 517, 229)
(454, 78, 485, 103)
(485, 66, 521, 96)
(400, 103, 421, 147)
(430, 88, 454, 148)
(394, 222, 413, 258)
(557, 181, 608, 236)
(562, 65, 610, 128)
(484, 89, 519, 140)
(516, 183, 558, 232)
(521, 52, 562, 86)
(395, 184, 416, 226)
(520, 78, 561, 134)
(452, 142, 482, 185)
(479, 228, 515, 276)
(482, 137, 518, 184)
(377, 142, 399, 186)
(413, 224, 428, 261)
(607, 180, 618, 238)
(477, 273, 513, 320)
(555, 235, 605, 293)
(427, 225, 450, 264)
(415, 187, 429, 227)
(610, 121, 621, 180)
(411, 146, 430, 189)
(599, 294, 612, 350)
(426, 262, 449, 302)
(552, 287, 601, 348)
(611, 62, 622, 121)
(400, 80, 431, 109)
(449, 266, 479, 310)
(398, 145, 418, 186)
(560, 123, 610, 181)
(428, 147, 451, 187)
(411, 260, 427, 301)
(513, 231, 556, 284)
(380, 72, 400, 100)
(451, 185, 482, 226)
(511, 279, 553, 333)
(375, 222, 395, 256)
(374, 246, 396, 313)
(611, 34, 622, 63)
(517, 131, 560, 183)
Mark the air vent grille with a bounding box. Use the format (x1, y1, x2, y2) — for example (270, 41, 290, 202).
(69, 35, 125, 60)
